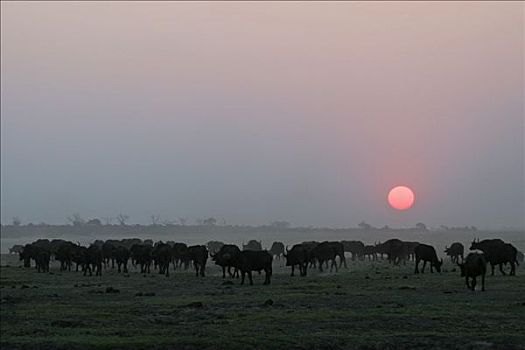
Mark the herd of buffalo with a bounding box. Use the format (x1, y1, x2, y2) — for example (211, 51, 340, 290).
(9, 237, 523, 290)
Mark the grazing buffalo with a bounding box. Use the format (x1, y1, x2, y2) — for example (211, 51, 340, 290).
(363, 245, 377, 261)
(243, 240, 262, 251)
(328, 241, 347, 268)
(188, 245, 208, 277)
(206, 241, 225, 255)
(49, 239, 68, 258)
(444, 242, 464, 263)
(172, 243, 189, 269)
(378, 239, 408, 265)
(311, 241, 339, 273)
(120, 238, 143, 250)
(131, 244, 153, 273)
(71, 244, 86, 272)
(9, 245, 24, 254)
(470, 239, 518, 276)
(232, 250, 273, 285)
(458, 253, 487, 291)
(20, 244, 51, 272)
(269, 241, 285, 260)
(153, 243, 172, 277)
(414, 244, 443, 273)
(83, 245, 103, 276)
(341, 240, 365, 261)
(19, 244, 35, 268)
(34, 248, 51, 273)
(114, 246, 131, 273)
(301, 241, 320, 267)
(102, 241, 116, 269)
(55, 241, 76, 271)
(403, 241, 420, 261)
(211, 244, 241, 278)
(284, 244, 309, 276)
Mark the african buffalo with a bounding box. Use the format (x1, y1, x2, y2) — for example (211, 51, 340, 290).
(444, 242, 464, 263)
(458, 253, 487, 291)
(55, 241, 76, 271)
(341, 240, 365, 261)
(102, 241, 116, 269)
(131, 244, 153, 273)
(9, 245, 24, 254)
(153, 243, 172, 277)
(363, 245, 377, 261)
(83, 245, 103, 276)
(311, 241, 340, 272)
(470, 239, 518, 276)
(269, 241, 285, 260)
(232, 250, 273, 285)
(414, 244, 443, 273)
(378, 239, 408, 265)
(114, 246, 131, 273)
(19, 244, 34, 268)
(284, 244, 309, 276)
(211, 244, 241, 278)
(172, 243, 189, 269)
(243, 240, 262, 251)
(403, 241, 420, 261)
(20, 244, 50, 272)
(188, 245, 208, 277)
(34, 248, 51, 273)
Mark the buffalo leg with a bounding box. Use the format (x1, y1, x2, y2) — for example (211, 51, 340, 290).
(264, 267, 271, 285)
(499, 263, 506, 276)
(421, 261, 427, 273)
(194, 262, 199, 277)
(248, 271, 253, 285)
(291, 265, 295, 277)
(481, 274, 485, 291)
(471, 276, 477, 291)
(414, 259, 420, 274)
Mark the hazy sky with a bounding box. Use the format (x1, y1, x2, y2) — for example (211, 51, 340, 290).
(1, 2, 523, 228)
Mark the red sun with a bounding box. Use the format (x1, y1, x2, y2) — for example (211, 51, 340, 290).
(388, 186, 415, 210)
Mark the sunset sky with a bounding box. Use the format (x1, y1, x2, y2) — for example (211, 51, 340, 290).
(1, 2, 523, 228)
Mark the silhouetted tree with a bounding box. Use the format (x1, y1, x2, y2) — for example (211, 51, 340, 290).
(150, 215, 161, 226)
(269, 221, 291, 229)
(116, 214, 129, 226)
(86, 218, 102, 226)
(415, 222, 427, 230)
(12, 217, 21, 226)
(358, 221, 372, 230)
(67, 213, 85, 226)
(203, 217, 217, 226)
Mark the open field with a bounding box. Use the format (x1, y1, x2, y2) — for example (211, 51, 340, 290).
(1, 254, 524, 350)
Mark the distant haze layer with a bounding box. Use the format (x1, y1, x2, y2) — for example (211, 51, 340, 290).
(1, 2, 523, 228)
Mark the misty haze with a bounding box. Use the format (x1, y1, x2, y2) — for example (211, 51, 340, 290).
(1, 2, 524, 350)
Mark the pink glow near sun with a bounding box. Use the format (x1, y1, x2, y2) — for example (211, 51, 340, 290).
(388, 186, 415, 210)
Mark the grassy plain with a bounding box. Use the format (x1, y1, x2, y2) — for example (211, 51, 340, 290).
(1, 254, 524, 350)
